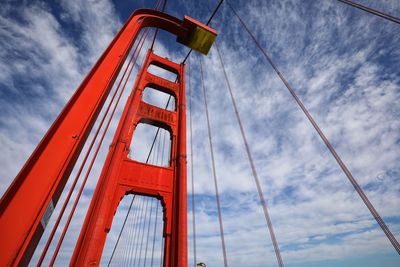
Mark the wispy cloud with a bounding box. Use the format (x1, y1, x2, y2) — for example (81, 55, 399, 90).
(0, 0, 399, 266)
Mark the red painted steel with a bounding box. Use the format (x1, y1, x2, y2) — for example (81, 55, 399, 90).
(71, 50, 187, 266)
(0, 9, 214, 266)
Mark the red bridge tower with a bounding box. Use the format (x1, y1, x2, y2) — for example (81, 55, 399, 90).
(72, 50, 188, 266)
(0, 9, 216, 266)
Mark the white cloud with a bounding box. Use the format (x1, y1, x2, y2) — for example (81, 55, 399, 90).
(1, 0, 399, 266)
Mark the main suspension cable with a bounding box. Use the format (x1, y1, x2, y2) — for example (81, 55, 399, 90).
(226, 0, 400, 254)
(337, 0, 400, 24)
(214, 41, 284, 267)
(199, 56, 228, 267)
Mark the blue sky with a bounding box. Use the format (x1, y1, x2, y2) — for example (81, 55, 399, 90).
(1, 0, 400, 266)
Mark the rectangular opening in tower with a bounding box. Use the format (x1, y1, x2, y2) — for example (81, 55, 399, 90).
(101, 195, 164, 267)
(142, 86, 176, 111)
(129, 123, 171, 167)
(147, 63, 178, 83)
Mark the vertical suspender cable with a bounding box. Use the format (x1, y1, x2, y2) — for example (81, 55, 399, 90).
(137, 198, 151, 266)
(337, 0, 400, 24)
(214, 42, 285, 267)
(199, 56, 228, 267)
(122, 196, 139, 266)
(124, 197, 143, 267)
(188, 57, 197, 267)
(129, 197, 146, 266)
(143, 199, 154, 267)
(226, 0, 400, 255)
(150, 202, 159, 266)
(107, 195, 136, 266)
(159, 235, 164, 267)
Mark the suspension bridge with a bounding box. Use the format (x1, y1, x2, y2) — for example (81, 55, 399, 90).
(0, 0, 399, 266)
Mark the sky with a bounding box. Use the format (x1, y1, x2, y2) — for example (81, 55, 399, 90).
(0, 0, 400, 266)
